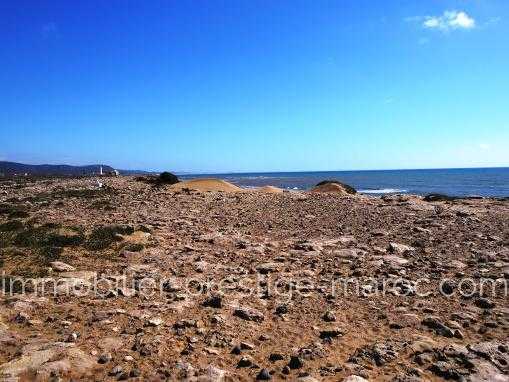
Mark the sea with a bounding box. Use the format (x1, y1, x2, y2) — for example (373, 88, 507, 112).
(181, 167, 509, 197)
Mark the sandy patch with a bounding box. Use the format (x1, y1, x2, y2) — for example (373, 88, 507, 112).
(170, 178, 241, 192)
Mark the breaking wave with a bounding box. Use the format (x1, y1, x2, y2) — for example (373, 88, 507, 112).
(358, 188, 407, 194)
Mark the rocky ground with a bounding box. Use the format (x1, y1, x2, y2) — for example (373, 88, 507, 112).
(0, 176, 508, 381)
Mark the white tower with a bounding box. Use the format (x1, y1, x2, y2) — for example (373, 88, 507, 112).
(99, 166, 103, 176)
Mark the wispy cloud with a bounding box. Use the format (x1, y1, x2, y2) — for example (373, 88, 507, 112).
(479, 143, 491, 151)
(408, 10, 476, 32)
(485, 17, 501, 27)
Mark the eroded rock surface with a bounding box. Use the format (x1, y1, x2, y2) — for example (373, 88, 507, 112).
(0, 177, 508, 380)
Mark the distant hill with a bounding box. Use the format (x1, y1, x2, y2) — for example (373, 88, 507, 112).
(117, 169, 158, 176)
(0, 161, 115, 177)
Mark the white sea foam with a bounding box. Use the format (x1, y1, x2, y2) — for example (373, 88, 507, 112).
(358, 188, 407, 194)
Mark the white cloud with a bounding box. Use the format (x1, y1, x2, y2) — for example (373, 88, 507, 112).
(423, 10, 475, 31)
(479, 143, 491, 150)
(423, 18, 440, 29)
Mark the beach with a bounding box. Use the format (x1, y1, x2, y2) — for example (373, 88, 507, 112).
(0, 176, 507, 381)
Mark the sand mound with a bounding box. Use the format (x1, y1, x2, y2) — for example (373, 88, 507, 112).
(170, 178, 241, 193)
(310, 180, 357, 195)
(254, 185, 284, 194)
(310, 183, 351, 195)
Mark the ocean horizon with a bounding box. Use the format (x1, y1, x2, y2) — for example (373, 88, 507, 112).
(180, 167, 509, 197)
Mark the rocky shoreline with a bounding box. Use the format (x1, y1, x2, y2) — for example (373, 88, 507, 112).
(0, 176, 508, 381)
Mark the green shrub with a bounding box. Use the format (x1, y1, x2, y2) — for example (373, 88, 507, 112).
(123, 243, 144, 252)
(0, 203, 29, 218)
(13, 225, 84, 248)
(85, 225, 134, 250)
(9, 210, 29, 218)
(38, 246, 63, 263)
(0, 220, 24, 232)
(158, 172, 179, 184)
(56, 189, 105, 198)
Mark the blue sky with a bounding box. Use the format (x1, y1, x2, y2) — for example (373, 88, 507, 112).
(1, 1, 508, 173)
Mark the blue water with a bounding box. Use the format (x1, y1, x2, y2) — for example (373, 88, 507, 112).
(181, 168, 509, 197)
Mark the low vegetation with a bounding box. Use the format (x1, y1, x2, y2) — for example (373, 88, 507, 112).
(122, 242, 145, 252)
(0, 220, 24, 232)
(158, 172, 179, 184)
(85, 225, 134, 250)
(0, 203, 30, 218)
(135, 171, 180, 186)
(13, 224, 84, 248)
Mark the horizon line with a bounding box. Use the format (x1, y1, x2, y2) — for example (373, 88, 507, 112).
(181, 165, 509, 176)
(2, 160, 508, 175)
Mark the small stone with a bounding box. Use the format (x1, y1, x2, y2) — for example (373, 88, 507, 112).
(237, 356, 253, 368)
(147, 317, 163, 327)
(275, 304, 289, 315)
(240, 342, 255, 350)
(322, 311, 337, 322)
(256, 368, 271, 380)
(422, 317, 454, 337)
(269, 353, 284, 362)
(211, 314, 224, 324)
(50, 261, 76, 272)
(109, 365, 123, 376)
(475, 297, 495, 309)
(256, 262, 280, 274)
(117, 287, 136, 297)
(234, 307, 264, 322)
(66, 332, 79, 342)
(204, 347, 220, 355)
(297, 376, 320, 382)
(231, 345, 242, 355)
(289, 356, 304, 369)
(129, 368, 141, 377)
(106, 289, 118, 298)
(13, 312, 30, 324)
(98, 353, 112, 364)
(409, 339, 435, 354)
(319, 328, 343, 339)
(343, 376, 369, 382)
(388, 242, 415, 255)
(440, 281, 455, 295)
(203, 295, 223, 309)
(415, 353, 433, 366)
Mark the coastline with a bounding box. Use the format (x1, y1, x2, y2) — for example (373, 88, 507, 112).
(179, 167, 509, 198)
